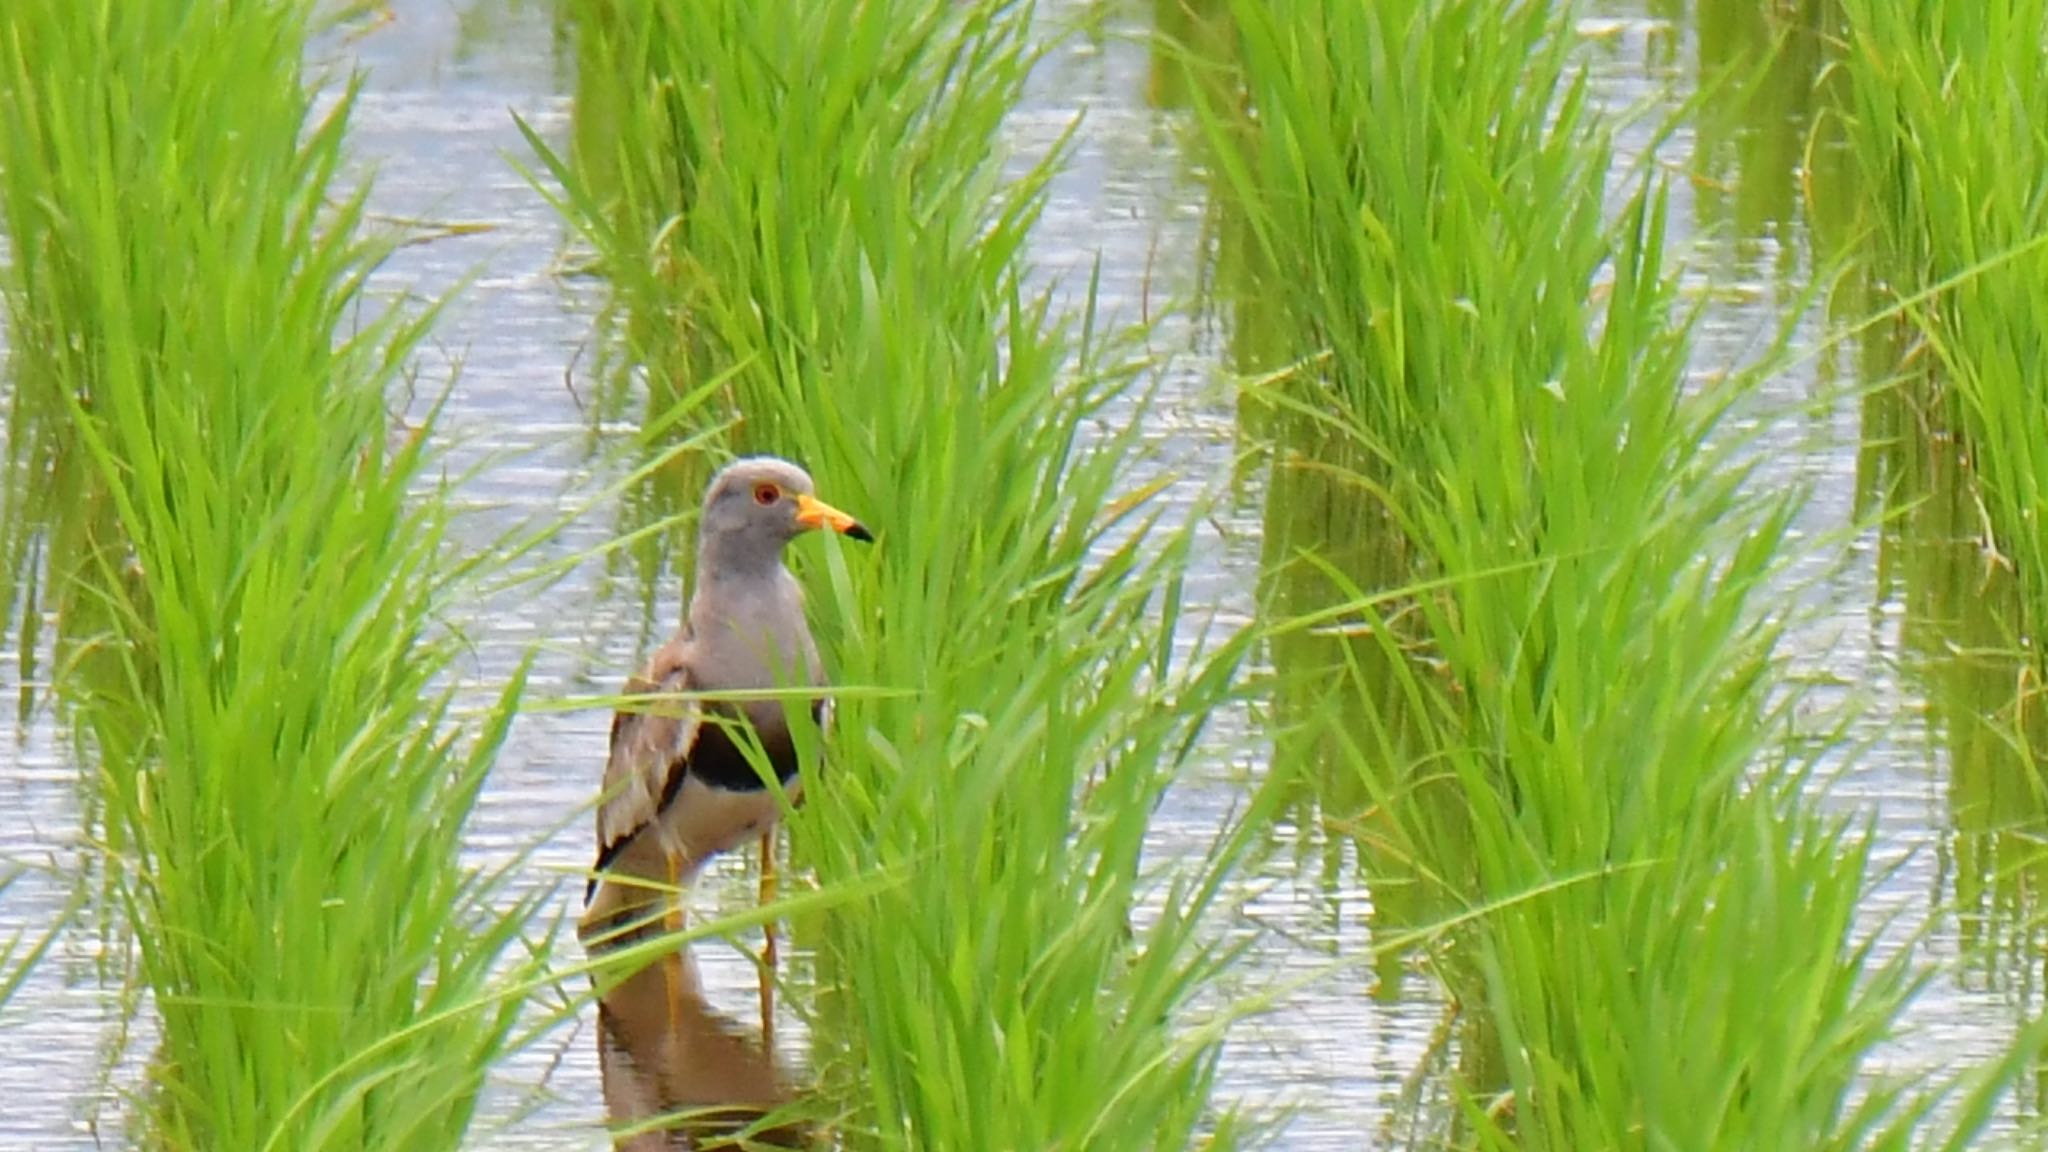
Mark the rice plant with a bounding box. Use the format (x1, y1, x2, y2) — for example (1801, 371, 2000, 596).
(1188, 0, 1933, 1144)
(1835, 0, 2048, 660)
(532, 0, 1272, 1146)
(1836, 6, 2048, 1112)
(1850, 283, 2048, 1128)
(0, 2, 550, 1147)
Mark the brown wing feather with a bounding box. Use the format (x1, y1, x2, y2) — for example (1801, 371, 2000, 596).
(594, 640, 701, 871)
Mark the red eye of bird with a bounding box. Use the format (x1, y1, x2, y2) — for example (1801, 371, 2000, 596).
(753, 483, 780, 506)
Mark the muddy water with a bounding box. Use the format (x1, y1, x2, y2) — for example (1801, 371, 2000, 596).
(0, 1, 2030, 1148)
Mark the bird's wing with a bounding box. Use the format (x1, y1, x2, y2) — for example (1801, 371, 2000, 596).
(594, 642, 700, 873)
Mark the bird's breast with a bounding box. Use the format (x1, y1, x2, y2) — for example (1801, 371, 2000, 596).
(659, 772, 801, 867)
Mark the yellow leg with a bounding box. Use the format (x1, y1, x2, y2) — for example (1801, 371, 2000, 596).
(758, 826, 778, 1054)
(665, 848, 685, 1034)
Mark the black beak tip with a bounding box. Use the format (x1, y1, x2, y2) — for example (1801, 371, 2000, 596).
(845, 522, 875, 544)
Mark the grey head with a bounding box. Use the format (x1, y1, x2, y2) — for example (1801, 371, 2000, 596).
(696, 456, 872, 581)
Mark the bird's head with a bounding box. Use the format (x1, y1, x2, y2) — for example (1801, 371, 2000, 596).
(699, 456, 873, 570)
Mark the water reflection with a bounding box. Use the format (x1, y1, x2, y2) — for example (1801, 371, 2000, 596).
(0, 312, 131, 735)
(1690, 0, 1838, 262)
(1863, 347, 2048, 1016)
(1145, 0, 1232, 114)
(592, 930, 808, 1150)
(1853, 305, 2048, 1121)
(1249, 417, 1501, 1149)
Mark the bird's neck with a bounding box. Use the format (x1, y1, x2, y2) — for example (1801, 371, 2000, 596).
(685, 561, 814, 681)
(694, 531, 782, 585)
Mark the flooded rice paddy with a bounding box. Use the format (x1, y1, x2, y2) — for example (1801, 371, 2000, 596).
(0, 0, 2038, 1147)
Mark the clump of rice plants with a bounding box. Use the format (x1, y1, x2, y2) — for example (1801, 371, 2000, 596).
(533, 0, 1269, 1145)
(1836, 0, 2048, 659)
(1837, 1, 2048, 1091)
(0, 2, 547, 1147)
(1189, 0, 1930, 1143)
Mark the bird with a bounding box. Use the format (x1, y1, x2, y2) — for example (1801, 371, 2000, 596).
(581, 456, 871, 1021)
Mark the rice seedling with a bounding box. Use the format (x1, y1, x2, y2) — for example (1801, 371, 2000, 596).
(531, 0, 1278, 1145)
(1835, 0, 2048, 660)
(0, 1, 554, 1147)
(1187, 0, 1937, 1143)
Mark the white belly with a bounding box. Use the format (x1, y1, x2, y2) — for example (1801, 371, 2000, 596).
(659, 773, 802, 875)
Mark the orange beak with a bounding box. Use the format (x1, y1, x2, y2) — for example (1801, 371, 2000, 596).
(794, 493, 873, 542)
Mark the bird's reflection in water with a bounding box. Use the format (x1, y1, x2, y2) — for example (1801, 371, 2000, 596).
(594, 928, 809, 1150)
